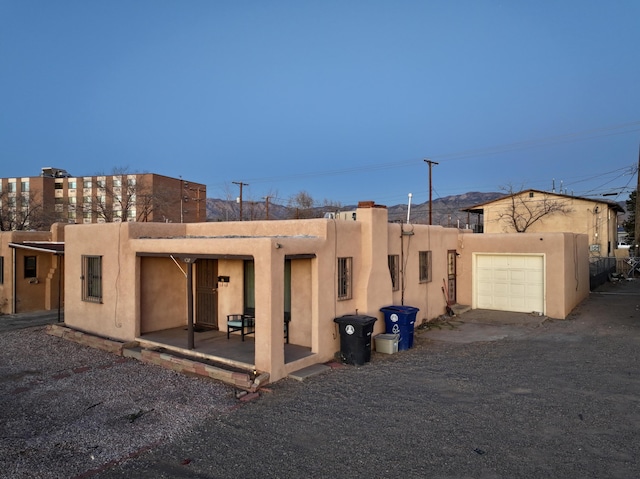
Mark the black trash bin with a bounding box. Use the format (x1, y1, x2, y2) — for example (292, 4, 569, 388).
(380, 305, 419, 351)
(333, 314, 377, 365)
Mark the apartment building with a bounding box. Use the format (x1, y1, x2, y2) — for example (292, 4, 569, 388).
(0, 167, 206, 230)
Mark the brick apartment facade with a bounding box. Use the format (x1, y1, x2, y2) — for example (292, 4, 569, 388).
(0, 167, 206, 230)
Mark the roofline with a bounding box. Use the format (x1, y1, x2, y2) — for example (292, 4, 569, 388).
(8, 243, 65, 255)
(461, 189, 625, 213)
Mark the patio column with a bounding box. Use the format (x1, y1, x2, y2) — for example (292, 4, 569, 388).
(253, 241, 286, 381)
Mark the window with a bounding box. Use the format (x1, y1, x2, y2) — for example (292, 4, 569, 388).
(419, 251, 432, 283)
(68, 180, 77, 189)
(337, 257, 352, 300)
(0, 256, 4, 284)
(112, 178, 122, 187)
(388, 255, 400, 291)
(83, 180, 92, 188)
(82, 255, 102, 302)
(55, 182, 64, 189)
(21, 181, 29, 192)
(7, 182, 16, 193)
(24, 256, 37, 279)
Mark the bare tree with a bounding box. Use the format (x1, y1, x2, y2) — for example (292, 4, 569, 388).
(90, 168, 174, 223)
(0, 190, 50, 231)
(288, 190, 315, 219)
(495, 187, 573, 233)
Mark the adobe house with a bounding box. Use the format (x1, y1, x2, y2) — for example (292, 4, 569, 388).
(62, 202, 589, 383)
(0, 223, 65, 315)
(462, 189, 623, 257)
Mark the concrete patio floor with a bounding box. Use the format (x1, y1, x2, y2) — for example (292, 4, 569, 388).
(139, 326, 313, 369)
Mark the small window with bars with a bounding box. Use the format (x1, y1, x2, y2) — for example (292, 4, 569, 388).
(337, 257, 352, 300)
(419, 251, 432, 283)
(82, 255, 103, 302)
(388, 254, 400, 291)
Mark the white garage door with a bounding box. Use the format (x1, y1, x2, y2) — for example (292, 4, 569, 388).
(475, 254, 544, 314)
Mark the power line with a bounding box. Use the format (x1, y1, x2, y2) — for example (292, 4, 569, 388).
(210, 120, 640, 187)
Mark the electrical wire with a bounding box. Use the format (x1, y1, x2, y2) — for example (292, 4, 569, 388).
(205, 120, 640, 190)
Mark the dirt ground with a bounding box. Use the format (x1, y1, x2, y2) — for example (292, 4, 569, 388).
(2, 278, 639, 478)
(92, 279, 640, 479)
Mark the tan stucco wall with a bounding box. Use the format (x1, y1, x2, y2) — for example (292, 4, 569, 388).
(482, 193, 619, 257)
(63, 205, 591, 382)
(140, 257, 187, 333)
(456, 232, 589, 319)
(290, 259, 312, 347)
(0, 225, 64, 314)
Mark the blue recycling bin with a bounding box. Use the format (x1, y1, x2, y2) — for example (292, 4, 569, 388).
(380, 305, 419, 350)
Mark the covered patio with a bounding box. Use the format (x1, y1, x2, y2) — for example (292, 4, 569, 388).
(137, 326, 313, 371)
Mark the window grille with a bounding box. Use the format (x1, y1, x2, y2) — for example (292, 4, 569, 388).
(419, 251, 432, 283)
(82, 255, 102, 302)
(388, 254, 400, 291)
(337, 257, 352, 300)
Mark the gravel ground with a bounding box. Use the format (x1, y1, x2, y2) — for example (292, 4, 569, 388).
(2, 279, 640, 478)
(0, 328, 237, 479)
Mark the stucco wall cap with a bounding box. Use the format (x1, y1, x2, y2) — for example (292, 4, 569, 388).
(137, 234, 318, 240)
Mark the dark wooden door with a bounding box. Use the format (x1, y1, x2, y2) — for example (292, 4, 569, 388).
(196, 259, 218, 329)
(447, 250, 457, 304)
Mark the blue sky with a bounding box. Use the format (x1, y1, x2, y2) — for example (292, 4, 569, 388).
(1, 1, 639, 208)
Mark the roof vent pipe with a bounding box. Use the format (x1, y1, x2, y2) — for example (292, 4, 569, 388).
(406, 193, 413, 224)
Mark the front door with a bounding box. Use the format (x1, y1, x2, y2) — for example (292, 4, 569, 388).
(447, 250, 457, 304)
(196, 259, 218, 329)
(244, 260, 255, 316)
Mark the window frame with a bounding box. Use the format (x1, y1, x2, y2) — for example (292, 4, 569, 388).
(419, 250, 432, 283)
(337, 257, 353, 300)
(24, 255, 37, 279)
(388, 254, 400, 291)
(82, 255, 103, 303)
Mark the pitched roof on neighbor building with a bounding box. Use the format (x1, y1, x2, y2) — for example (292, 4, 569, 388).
(461, 189, 625, 214)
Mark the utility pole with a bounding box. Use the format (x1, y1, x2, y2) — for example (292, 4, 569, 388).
(232, 181, 249, 221)
(634, 144, 640, 251)
(424, 159, 438, 225)
(180, 177, 184, 223)
(263, 196, 271, 220)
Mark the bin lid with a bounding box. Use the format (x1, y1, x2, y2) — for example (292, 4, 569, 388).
(380, 305, 420, 313)
(334, 314, 377, 325)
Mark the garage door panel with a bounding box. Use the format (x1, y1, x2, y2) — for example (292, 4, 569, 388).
(510, 270, 526, 282)
(510, 283, 526, 296)
(475, 254, 544, 314)
(507, 256, 527, 268)
(493, 270, 509, 281)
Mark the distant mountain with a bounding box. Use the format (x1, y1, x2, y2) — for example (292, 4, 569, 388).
(206, 191, 503, 226)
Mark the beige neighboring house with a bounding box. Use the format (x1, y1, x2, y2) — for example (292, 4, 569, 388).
(62, 201, 590, 383)
(463, 189, 624, 257)
(0, 223, 65, 314)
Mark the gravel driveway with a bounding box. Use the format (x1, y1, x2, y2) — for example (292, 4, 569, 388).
(2, 279, 640, 478)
